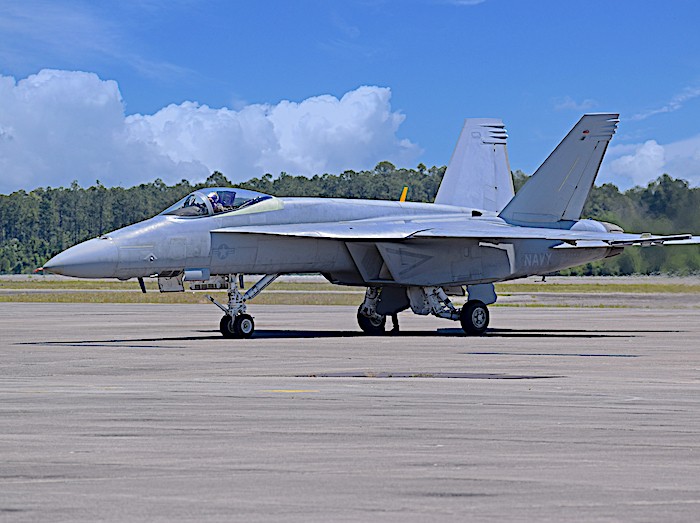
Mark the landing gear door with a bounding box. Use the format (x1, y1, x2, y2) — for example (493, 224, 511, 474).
(158, 272, 184, 292)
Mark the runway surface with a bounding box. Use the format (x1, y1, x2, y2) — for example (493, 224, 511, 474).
(1, 303, 699, 521)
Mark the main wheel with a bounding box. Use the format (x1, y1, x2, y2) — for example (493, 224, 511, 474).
(460, 300, 489, 335)
(233, 313, 255, 339)
(357, 308, 386, 335)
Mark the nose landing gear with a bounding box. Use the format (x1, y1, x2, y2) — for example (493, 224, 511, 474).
(207, 273, 279, 338)
(219, 313, 255, 339)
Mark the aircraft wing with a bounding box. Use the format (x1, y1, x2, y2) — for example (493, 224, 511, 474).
(213, 221, 431, 240)
(214, 220, 697, 246)
(412, 226, 693, 245)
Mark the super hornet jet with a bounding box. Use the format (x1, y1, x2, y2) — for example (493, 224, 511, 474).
(44, 114, 699, 338)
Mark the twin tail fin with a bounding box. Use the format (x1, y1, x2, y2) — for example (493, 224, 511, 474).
(434, 118, 514, 213)
(499, 113, 619, 225)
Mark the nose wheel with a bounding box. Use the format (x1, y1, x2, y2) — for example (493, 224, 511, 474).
(220, 313, 255, 339)
(207, 273, 279, 339)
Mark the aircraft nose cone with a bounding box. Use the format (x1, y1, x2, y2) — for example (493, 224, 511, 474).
(44, 237, 119, 278)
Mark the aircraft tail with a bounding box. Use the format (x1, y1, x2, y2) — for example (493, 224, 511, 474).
(499, 113, 619, 225)
(434, 118, 514, 212)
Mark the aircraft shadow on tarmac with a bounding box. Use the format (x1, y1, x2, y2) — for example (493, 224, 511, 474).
(246, 328, 642, 339)
(21, 326, 675, 347)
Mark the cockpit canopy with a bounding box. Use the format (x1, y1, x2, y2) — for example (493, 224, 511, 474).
(160, 187, 273, 217)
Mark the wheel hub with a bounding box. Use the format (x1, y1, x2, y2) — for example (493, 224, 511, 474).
(472, 309, 486, 329)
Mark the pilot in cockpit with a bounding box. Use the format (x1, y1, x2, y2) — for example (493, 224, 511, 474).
(208, 192, 225, 213)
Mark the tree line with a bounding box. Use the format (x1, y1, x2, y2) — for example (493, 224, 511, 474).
(1, 163, 698, 275)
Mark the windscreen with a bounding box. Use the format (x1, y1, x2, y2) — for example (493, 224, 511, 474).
(160, 188, 272, 217)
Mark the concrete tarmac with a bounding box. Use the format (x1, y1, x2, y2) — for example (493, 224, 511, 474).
(1, 302, 699, 522)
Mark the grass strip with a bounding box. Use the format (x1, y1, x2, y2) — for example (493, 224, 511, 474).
(3, 279, 700, 294)
(0, 291, 363, 306)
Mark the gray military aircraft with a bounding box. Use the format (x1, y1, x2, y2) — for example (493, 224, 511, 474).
(44, 113, 699, 338)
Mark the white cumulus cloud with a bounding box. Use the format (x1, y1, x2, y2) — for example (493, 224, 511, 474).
(0, 69, 420, 193)
(602, 136, 700, 188)
(607, 140, 666, 187)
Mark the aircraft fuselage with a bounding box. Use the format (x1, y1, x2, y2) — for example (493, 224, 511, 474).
(45, 196, 615, 286)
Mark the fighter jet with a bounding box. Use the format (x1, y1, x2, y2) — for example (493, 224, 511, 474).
(44, 114, 699, 338)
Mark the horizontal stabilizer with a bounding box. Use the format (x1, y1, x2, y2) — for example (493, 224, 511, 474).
(607, 234, 696, 246)
(552, 234, 696, 248)
(662, 236, 700, 245)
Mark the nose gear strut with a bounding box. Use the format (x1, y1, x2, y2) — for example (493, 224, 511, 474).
(206, 273, 279, 338)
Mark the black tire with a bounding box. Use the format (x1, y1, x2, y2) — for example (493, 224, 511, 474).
(219, 314, 255, 339)
(233, 314, 255, 339)
(220, 315, 236, 338)
(357, 309, 386, 335)
(460, 300, 489, 335)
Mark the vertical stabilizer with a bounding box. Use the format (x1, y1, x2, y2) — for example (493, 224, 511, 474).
(499, 113, 619, 225)
(434, 118, 514, 212)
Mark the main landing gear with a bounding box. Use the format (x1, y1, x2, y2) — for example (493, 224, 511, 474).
(356, 309, 387, 334)
(357, 286, 490, 336)
(207, 273, 279, 338)
(357, 288, 387, 334)
(459, 300, 489, 335)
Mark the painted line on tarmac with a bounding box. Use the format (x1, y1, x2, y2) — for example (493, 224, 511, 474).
(261, 389, 320, 393)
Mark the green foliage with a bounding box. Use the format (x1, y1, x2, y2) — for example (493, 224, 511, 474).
(239, 162, 445, 202)
(0, 166, 698, 275)
(563, 175, 700, 275)
(0, 178, 194, 273)
(512, 170, 529, 192)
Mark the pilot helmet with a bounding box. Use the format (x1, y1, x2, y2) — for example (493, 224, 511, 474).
(208, 192, 220, 203)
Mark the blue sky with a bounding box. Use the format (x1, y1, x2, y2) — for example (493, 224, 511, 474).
(2, 0, 700, 193)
